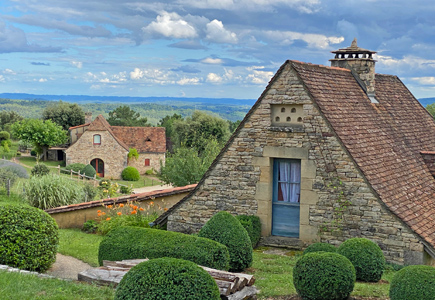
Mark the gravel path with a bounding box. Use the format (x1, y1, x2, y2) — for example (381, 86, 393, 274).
(46, 253, 91, 280)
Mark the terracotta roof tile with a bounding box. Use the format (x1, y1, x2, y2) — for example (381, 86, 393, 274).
(110, 126, 166, 153)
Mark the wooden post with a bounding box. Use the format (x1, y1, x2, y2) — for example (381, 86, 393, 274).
(78, 171, 80, 182)
(7, 179, 10, 197)
(57, 165, 60, 175)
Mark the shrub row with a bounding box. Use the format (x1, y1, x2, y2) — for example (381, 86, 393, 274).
(236, 215, 261, 248)
(98, 226, 230, 270)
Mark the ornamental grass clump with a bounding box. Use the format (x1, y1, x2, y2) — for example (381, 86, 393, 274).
(115, 258, 220, 300)
(0, 204, 59, 272)
(31, 163, 50, 177)
(98, 226, 230, 270)
(337, 237, 385, 282)
(389, 265, 435, 300)
(198, 211, 253, 271)
(303, 242, 337, 255)
(293, 252, 356, 300)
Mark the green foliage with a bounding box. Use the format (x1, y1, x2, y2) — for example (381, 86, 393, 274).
(389, 265, 435, 300)
(293, 252, 356, 300)
(107, 105, 151, 127)
(42, 101, 85, 130)
(30, 149, 37, 156)
(228, 119, 241, 132)
(0, 130, 10, 141)
(0, 160, 28, 179)
(65, 163, 86, 173)
(31, 163, 50, 177)
(158, 113, 183, 140)
(83, 183, 98, 202)
(98, 226, 230, 270)
(81, 164, 96, 178)
(303, 242, 337, 255)
(11, 118, 67, 161)
(198, 211, 253, 271)
(121, 166, 140, 181)
(0, 168, 17, 194)
(426, 103, 435, 118)
(115, 257, 220, 300)
(337, 238, 385, 282)
(82, 220, 98, 234)
(0, 111, 23, 133)
(120, 185, 132, 194)
(24, 174, 86, 209)
(145, 169, 154, 175)
(236, 215, 262, 248)
(127, 148, 139, 161)
(0, 204, 59, 272)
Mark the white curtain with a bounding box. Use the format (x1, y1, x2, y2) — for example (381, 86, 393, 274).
(289, 161, 301, 203)
(279, 161, 289, 201)
(278, 161, 300, 203)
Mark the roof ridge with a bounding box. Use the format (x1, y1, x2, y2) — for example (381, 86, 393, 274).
(289, 60, 351, 72)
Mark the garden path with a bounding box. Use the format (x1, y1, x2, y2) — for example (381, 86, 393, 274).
(46, 253, 91, 280)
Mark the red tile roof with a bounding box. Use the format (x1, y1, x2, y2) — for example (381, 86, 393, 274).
(291, 60, 435, 248)
(87, 115, 129, 151)
(111, 126, 166, 153)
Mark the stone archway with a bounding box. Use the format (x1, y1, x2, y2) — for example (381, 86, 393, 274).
(91, 158, 104, 177)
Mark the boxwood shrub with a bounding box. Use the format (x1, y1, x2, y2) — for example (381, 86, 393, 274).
(98, 226, 229, 270)
(31, 163, 50, 177)
(121, 166, 140, 181)
(65, 163, 86, 173)
(303, 242, 337, 255)
(198, 211, 253, 271)
(389, 265, 435, 300)
(0, 204, 59, 272)
(236, 215, 261, 248)
(293, 252, 356, 300)
(115, 257, 220, 300)
(81, 164, 96, 178)
(337, 238, 385, 282)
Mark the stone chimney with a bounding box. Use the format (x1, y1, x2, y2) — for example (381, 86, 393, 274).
(330, 38, 378, 103)
(85, 112, 93, 124)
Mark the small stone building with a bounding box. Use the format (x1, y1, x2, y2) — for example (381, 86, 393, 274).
(155, 40, 435, 266)
(65, 115, 165, 179)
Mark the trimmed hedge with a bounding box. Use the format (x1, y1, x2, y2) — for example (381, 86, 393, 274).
(121, 166, 140, 181)
(65, 163, 86, 173)
(293, 252, 356, 300)
(98, 226, 230, 270)
(31, 163, 50, 177)
(115, 258, 220, 300)
(198, 211, 253, 271)
(338, 238, 385, 282)
(303, 242, 337, 255)
(81, 164, 96, 178)
(0, 204, 59, 272)
(236, 215, 261, 248)
(389, 265, 435, 300)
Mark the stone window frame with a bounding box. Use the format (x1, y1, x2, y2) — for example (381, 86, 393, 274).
(93, 134, 101, 145)
(144, 158, 150, 166)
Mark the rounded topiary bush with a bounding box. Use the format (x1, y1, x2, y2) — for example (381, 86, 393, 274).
(121, 166, 140, 181)
(303, 242, 337, 255)
(31, 163, 50, 177)
(293, 252, 356, 300)
(389, 265, 435, 300)
(198, 211, 253, 271)
(337, 238, 385, 282)
(115, 257, 220, 300)
(81, 164, 96, 178)
(65, 163, 86, 173)
(98, 226, 230, 270)
(0, 204, 59, 272)
(236, 215, 262, 248)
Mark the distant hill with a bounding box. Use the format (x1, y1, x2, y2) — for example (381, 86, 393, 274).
(419, 98, 435, 107)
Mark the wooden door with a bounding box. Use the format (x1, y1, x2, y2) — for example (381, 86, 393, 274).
(91, 158, 104, 177)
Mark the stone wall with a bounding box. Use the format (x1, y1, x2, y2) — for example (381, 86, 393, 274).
(167, 63, 427, 265)
(128, 153, 165, 174)
(65, 130, 128, 179)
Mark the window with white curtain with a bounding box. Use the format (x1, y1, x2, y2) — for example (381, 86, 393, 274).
(275, 159, 301, 203)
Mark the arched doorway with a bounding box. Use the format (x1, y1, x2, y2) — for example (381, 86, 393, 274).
(91, 158, 104, 177)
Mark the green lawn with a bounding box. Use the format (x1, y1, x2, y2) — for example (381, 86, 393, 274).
(112, 174, 163, 189)
(17, 156, 63, 169)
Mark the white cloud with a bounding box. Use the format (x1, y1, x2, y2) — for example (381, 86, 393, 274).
(246, 69, 274, 84)
(206, 73, 223, 83)
(205, 20, 238, 44)
(177, 77, 200, 85)
(38, 78, 47, 82)
(71, 61, 83, 68)
(411, 77, 435, 85)
(129, 67, 175, 85)
(201, 57, 223, 64)
(143, 11, 198, 39)
(0, 75, 4, 82)
(261, 30, 344, 49)
(3, 69, 15, 74)
(377, 54, 435, 70)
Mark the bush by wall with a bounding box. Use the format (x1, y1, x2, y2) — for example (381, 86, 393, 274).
(31, 163, 50, 177)
(65, 163, 86, 173)
(115, 257, 220, 300)
(82, 183, 98, 202)
(30, 149, 37, 156)
(81, 164, 96, 178)
(236, 215, 262, 248)
(0, 161, 29, 179)
(293, 252, 356, 300)
(98, 226, 230, 270)
(389, 265, 435, 300)
(337, 238, 385, 282)
(198, 211, 253, 271)
(303, 242, 337, 255)
(0, 204, 59, 272)
(121, 166, 140, 181)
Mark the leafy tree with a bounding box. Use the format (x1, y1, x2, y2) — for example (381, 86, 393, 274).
(11, 119, 67, 161)
(228, 119, 241, 133)
(107, 105, 151, 127)
(158, 113, 183, 139)
(0, 111, 23, 132)
(426, 103, 435, 118)
(172, 111, 230, 154)
(42, 101, 85, 130)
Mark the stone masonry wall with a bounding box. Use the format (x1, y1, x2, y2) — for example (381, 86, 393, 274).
(167, 63, 425, 265)
(65, 130, 128, 179)
(128, 153, 165, 174)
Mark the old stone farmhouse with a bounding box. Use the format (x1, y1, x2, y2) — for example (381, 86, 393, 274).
(65, 114, 165, 179)
(154, 39, 435, 266)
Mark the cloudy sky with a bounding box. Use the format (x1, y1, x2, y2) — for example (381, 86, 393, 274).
(0, 0, 434, 99)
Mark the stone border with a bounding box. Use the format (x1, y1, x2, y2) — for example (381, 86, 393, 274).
(0, 264, 56, 279)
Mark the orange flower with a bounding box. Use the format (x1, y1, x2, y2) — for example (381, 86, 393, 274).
(106, 217, 111, 221)
(133, 205, 138, 210)
(150, 201, 154, 205)
(129, 204, 134, 208)
(107, 205, 113, 209)
(119, 204, 124, 208)
(164, 208, 168, 211)
(117, 212, 122, 216)
(97, 210, 102, 213)
(102, 212, 106, 215)
(131, 210, 137, 215)
(98, 213, 102, 217)
(139, 207, 144, 211)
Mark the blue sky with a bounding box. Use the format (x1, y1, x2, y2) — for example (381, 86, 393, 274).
(0, 0, 435, 99)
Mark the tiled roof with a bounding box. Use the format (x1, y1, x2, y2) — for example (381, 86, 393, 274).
(291, 60, 435, 248)
(111, 126, 166, 153)
(87, 115, 129, 151)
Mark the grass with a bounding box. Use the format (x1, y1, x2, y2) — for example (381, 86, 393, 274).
(0, 271, 114, 300)
(58, 229, 103, 267)
(17, 156, 63, 169)
(113, 174, 164, 189)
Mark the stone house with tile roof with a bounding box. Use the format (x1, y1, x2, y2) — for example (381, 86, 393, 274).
(154, 40, 435, 266)
(65, 114, 165, 179)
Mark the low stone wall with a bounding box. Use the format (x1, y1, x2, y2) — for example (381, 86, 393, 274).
(46, 185, 196, 229)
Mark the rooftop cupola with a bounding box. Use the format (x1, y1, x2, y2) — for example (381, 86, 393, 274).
(330, 38, 378, 103)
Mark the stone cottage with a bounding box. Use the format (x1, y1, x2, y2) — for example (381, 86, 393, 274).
(154, 40, 435, 266)
(65, 114, 165, 179)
